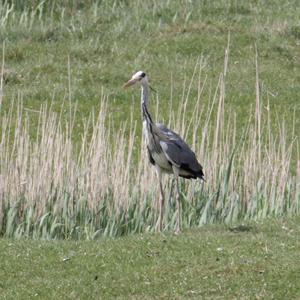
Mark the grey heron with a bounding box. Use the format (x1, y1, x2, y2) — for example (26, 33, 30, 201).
(124, 71, 204, 233)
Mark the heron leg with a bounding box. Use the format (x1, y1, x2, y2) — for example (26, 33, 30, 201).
(173, 167, 181, 234)
(155, 166, 165, 232)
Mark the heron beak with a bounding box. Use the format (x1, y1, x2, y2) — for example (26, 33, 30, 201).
(123, 78, 138, 88)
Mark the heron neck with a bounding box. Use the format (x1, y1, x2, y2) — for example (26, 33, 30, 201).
(141, 83, 153, 123)
(141, 82, 149, 107)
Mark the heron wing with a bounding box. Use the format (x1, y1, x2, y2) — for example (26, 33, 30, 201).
(155, 123, 204, 178)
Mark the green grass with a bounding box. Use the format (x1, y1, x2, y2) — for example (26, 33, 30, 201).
(0, 3, 300, 298)
(1, 217, 300, 299)
(1, 0, 300, 135)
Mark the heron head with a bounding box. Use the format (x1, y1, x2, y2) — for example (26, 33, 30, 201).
(123, 71, 148, 88)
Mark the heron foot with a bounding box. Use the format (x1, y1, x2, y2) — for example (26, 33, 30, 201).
(175, 219, 181, 234)
(158, 218, 163, 232)
(174, 227, 181, 235)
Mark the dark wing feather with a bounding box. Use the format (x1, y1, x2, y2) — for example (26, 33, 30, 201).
(156, 123, 204, 179)
(147, 146, 155, 165)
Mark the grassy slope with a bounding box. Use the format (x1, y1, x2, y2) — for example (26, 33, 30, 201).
(1, 218, 300, 299)
(1, 0, 300, 137)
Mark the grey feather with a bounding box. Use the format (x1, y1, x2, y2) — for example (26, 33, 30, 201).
(156, 123, 204, 179)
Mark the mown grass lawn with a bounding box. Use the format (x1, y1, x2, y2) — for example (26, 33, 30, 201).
(1, 217, 300, 299)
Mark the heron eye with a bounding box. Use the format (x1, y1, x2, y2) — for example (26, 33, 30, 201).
(140, 72, 146, 78)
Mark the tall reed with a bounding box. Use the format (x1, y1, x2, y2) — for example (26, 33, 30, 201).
(0, 57, 299, 239)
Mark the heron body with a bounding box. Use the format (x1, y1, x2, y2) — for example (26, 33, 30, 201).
(124, 71, 204, 233)
(143, 121, 173, 173)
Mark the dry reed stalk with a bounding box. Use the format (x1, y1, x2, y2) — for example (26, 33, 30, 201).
(0, 53, 299, 237)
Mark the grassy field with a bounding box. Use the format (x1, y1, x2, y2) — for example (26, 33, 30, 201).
(0, 1, 300, 298)
(1, 217, 300, 299)
(1, 0, 300, 129)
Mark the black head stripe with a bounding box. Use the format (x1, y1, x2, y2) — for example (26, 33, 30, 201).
(140, 72, 146, 78)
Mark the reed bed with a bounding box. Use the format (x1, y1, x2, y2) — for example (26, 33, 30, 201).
(0, 56, 299, 240)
